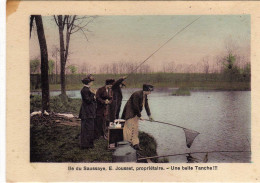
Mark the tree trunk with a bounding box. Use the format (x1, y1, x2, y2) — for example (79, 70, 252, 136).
(55, 53, 58, 84)
(35, 15, 50, 111)
(58, 15, 66, 97)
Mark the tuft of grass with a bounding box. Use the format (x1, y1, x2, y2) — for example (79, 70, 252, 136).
(138, 131, 158, 163)
(172, 88, 191, 96)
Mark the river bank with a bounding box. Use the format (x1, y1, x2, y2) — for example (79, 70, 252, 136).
(31, 81, 250, 92)
(30, 96, 160, 162)
(31, 73, 251, 92)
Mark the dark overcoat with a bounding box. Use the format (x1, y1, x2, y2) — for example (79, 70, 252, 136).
(121, 90, 151, 120)
(96, 86, 113, 117)
(112, 78, 124, 101)
(79, 86, 96, 148)
(79, 86, 96, 119)
(111, 78, 124, 120)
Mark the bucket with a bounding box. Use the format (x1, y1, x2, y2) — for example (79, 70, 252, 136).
(112, 141, 136, 162)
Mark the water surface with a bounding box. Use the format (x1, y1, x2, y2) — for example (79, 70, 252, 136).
(32, 89, 251, 162)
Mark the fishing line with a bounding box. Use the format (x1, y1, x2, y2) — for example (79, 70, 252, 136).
(137, 150, 251, 161)
(143, 119, 200, 148)
(144, 119, 191, 130)
(126, 16, 202, 79)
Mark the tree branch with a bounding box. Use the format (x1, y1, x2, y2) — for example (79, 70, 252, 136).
(53, 15, 59, 26)
(30, 15, 35, 38)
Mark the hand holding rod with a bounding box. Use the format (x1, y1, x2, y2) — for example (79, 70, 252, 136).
(143, 118, 198, 132)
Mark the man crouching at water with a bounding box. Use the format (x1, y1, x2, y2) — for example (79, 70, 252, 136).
(121, 84, 154, 150)
(79, 74, 96, 149)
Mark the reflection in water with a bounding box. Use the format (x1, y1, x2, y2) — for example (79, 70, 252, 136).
(136, 90, 251, 163)
(186, 152, 208, 163)
(186, 154, 199, 163)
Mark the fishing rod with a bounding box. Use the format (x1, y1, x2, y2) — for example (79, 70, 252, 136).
(137, 150, 251, 161)
(126, 16, 202, 79)
(144, 119, 198, 132)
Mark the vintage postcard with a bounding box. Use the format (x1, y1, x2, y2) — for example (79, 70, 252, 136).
(6, 1, 260, 182)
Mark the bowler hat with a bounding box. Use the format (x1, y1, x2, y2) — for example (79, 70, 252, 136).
(106, 79, 115, 85)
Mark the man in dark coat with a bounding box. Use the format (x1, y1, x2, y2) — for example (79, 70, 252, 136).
(110, 76, 127, 121)
(95, 79, 114, 139)
(79, 74, 96, 149)
(121, 84, 154, 150)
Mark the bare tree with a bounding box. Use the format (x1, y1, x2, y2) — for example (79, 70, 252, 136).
(112, 63, 118, 74)
(202, 57, 210, 80)
(80, 62, 85, 74)
(51, 45, 60, 83)
(53, 15, 96, 97)
(224, 36, 239, 55)
(202, 57, 210, 73)
(30, 15, 50, 111)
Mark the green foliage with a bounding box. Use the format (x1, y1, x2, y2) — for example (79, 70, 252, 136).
(221, 53, 248, 82)
(244, 63, 251, 74)
(242, 63, 251, 82)
(30, 59, 40, 74)
(172, 88, 191, 96)
(68, 65, 77, 74)
(48, 60, 55, 75)
(223, 53, 236, 70)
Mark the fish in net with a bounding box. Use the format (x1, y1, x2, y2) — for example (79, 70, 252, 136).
(183, 128, 200, 148)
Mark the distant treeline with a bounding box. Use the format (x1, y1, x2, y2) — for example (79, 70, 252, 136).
(31, 72, 251, 91)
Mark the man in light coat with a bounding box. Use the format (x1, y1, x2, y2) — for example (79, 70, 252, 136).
(121, 84, 154, 150)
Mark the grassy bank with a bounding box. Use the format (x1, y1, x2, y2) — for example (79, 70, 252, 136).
(30, 96, 159, 162)
(30, 122, 112, 162)
(31, 73, 251, 92)
(172, 88, 191, 96)
(30, 120, 158, 162)
(30, 95, 81, 115)
(32, 81, 250, 92)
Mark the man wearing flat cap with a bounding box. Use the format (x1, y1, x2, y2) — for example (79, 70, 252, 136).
(79, 74, 96, 149)
(121, 84, 154, 150)
(95, 79, 115, 139)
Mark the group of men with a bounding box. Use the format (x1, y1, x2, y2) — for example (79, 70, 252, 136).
(78, 74, 154, 150)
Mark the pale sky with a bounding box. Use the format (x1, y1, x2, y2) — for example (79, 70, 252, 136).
(30, 15, 250, 72)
